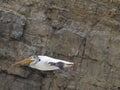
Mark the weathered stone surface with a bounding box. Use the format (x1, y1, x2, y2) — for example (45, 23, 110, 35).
(0, 0, 120, 90)
(0, 10, 26, 40)
(47, 30, 83, 56)
(10, 16, 26, 40)
(85, 25, 111, 61)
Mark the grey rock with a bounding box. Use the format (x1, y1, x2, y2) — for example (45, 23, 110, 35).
(47, 30, 82, 56)
(0, 0, 120, 90)
(0, 10, 26, 40)
(10, 16, 26, 40)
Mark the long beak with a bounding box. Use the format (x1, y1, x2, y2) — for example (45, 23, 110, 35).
(11, 57, 33, 67)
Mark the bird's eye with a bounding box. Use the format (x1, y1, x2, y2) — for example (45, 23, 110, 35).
(39, 59, 41, 61)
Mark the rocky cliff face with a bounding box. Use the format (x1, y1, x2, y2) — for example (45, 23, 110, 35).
(0, 0, 120, 90)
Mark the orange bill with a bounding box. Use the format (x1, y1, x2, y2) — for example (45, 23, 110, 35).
(11, 57, 33, 67)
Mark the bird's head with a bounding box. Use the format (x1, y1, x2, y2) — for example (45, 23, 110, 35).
(11, 55, 40, 67)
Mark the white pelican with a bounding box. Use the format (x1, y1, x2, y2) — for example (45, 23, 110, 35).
(11, 55, 74, 71)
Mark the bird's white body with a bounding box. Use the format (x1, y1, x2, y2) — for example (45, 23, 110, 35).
(30, 56, 73, 71)
(30, 56, 59, 71)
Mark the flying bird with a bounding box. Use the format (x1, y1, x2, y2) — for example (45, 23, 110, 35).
(11, 55, 74, 71)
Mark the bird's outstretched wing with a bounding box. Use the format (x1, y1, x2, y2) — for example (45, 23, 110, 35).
(48, 62, 64, 70)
